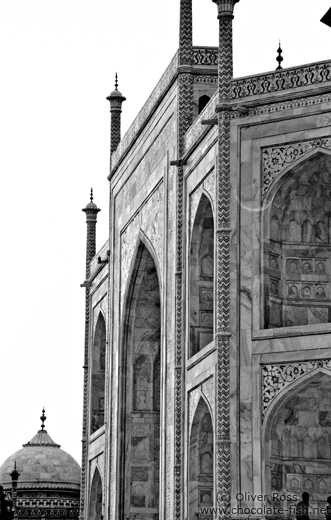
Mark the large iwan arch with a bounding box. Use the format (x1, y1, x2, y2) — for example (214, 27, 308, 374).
(118, 241, 161, 520)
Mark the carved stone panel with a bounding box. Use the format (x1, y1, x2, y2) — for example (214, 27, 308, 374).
(262, 359, 331, 419)
(262, 138, 331, 198)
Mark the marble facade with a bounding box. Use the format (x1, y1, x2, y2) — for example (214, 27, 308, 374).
(81, 3, 331, 520)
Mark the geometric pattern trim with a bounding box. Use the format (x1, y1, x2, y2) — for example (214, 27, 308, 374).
(215, 10, 235, 520)
(262, 359, 331, 419)
(193, 47, 218, 65)
(232, 60, 331, 100)
(262, 137, 331, 197)
(111, 56, 331, 173)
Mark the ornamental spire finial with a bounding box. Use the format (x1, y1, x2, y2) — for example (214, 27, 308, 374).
(276, 40, 283, 70)
(115, 73, 118, 90)
(90, 187, 93, 203)
(40, 408, 46, 430)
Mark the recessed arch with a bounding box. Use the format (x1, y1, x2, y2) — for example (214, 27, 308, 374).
(89, 467, 103, 520)
(198, 94, 211, 114)
(263, 370, 331, 514)
(118, 241, 161, 520)
(263, 151, 331, 328)
(188, 396, 214, 518)
(263, 148, 331, 212)
(189, 192, 214, 357)
(90, 312, 106, 434)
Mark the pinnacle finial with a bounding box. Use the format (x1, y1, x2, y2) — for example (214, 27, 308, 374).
(40, 408, 46, 430)
(90, 187, 93, 203)
(276, 40, 283, 70)
(115, 73, 118, 90)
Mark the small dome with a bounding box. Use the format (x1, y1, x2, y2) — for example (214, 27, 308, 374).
(108, 88, 124, 98)
(0, 410, 80, 488)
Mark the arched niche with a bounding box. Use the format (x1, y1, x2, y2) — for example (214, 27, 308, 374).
(119, 242, 161, 520)
(89, 468, 103, 520)
(264, 372, 331, 515)
(189, 193, 214, 357)
(263, 152, 331, 328)
(90, 312, 106, 434)
(198, 95, 211, 114)
(189, 397, 214, 518)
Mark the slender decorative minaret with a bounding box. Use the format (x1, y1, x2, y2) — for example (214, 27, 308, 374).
(106, 74, 126, 159)
(80, 189, 100, 520)
(211, 1, 239, 519)
(173, 1, 194, 519)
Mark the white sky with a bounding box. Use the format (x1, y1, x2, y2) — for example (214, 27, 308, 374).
(0, 0, 330, 469)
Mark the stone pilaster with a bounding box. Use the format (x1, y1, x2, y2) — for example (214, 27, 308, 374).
(174, 2, 193, 519)
(212, 1, 239, 519)
(80, 191, 101, 520)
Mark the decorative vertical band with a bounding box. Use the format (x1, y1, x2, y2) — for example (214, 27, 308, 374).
(174, 1, 193, 515)
(179, 0, 193, 66)
(218, 17, 233, 103)
(213, 2, 239, 519)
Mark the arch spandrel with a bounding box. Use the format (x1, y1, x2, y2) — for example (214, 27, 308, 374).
(120, 184, 164, 308)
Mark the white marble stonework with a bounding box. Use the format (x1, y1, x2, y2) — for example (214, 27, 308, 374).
(120, 182, 164, 307)
(83, 18, 331, 520)
(189, 168, 216, 233)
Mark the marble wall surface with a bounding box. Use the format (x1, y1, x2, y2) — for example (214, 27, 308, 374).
(84, 57, 331, 520)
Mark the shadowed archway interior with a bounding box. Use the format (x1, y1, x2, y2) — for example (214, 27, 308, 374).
(91, 312, 106, 433)
(89, 469, 102, 520)
(264, 152, 331, 328)
(265, 372, 331, 515)
(189, 396, 214, 519)
(189, 193, 214, 357)
(119, 242, 161, 520)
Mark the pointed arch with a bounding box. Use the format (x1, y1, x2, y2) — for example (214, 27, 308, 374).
(118, 241, 161, 519)
(263, 370, 331, 510)
(189, 192, 214, 357)
(263, 151, 331, 328)
(88, 467, 103, 520)
(121, 229, 162, 314)
(263, 147, 331, 212)
(189, 396, 214, 518)
(90, 312, 106, 434)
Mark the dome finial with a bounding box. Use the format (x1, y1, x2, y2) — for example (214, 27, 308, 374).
(90, 187, 93, 203)
(40, 408, 46, 430)
(276, 40, 283, 70)
(115, 73, 118, 90)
